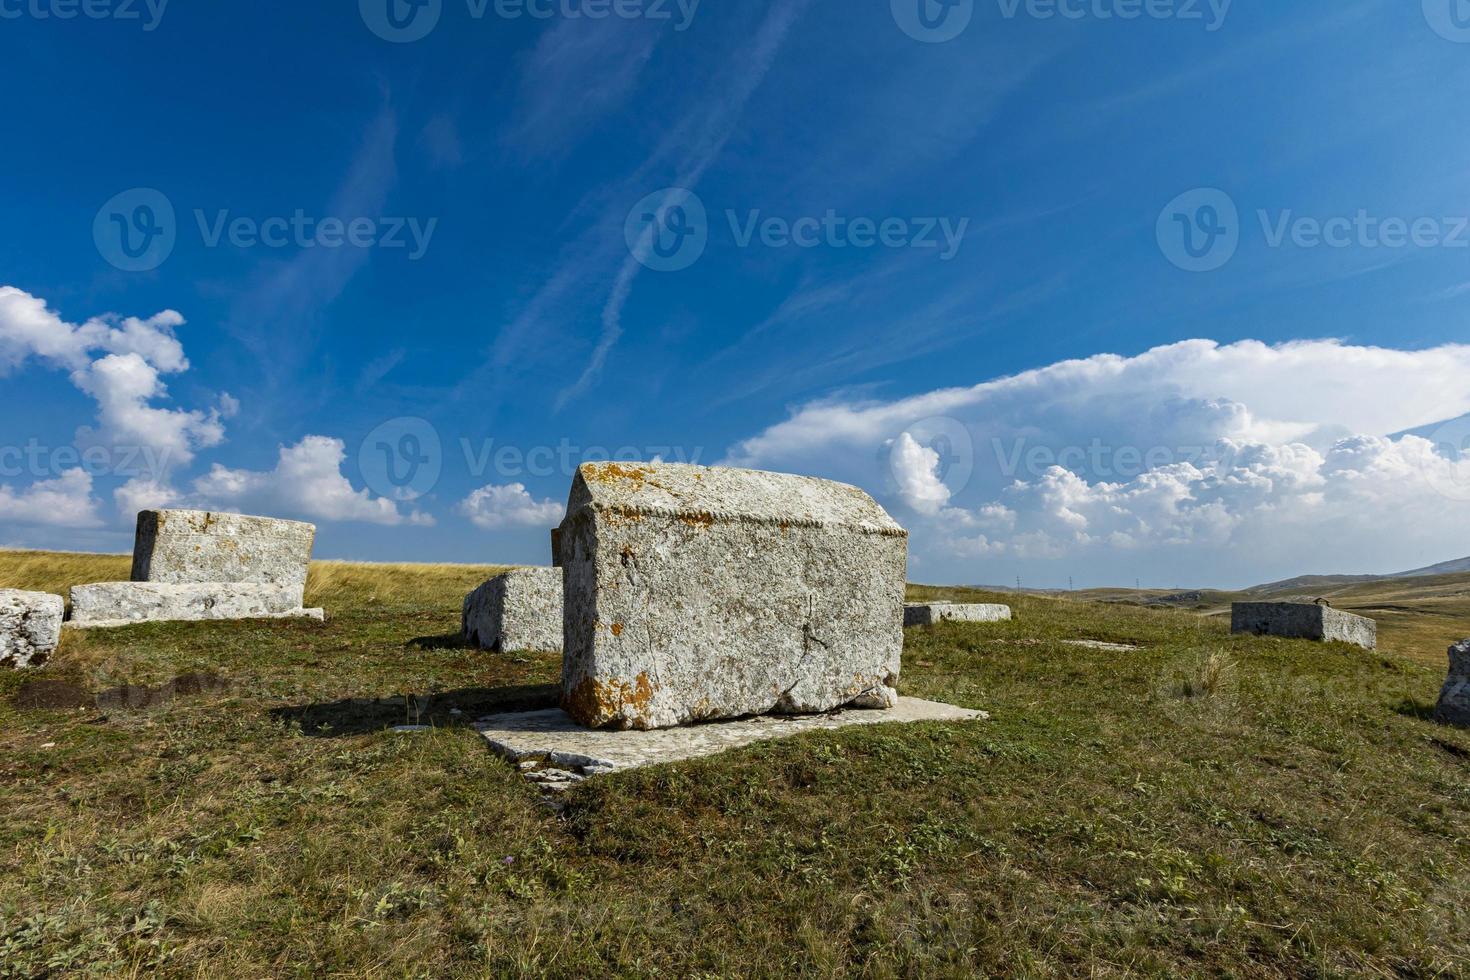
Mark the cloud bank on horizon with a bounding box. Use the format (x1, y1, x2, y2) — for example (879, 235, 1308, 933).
(5, 285, 1469, 587)
(727, 336, 1470, 585)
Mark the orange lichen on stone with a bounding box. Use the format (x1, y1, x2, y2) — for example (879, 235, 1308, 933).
(584, 462, 657, 486)
(610, 622, 624, 637)
(563, 672, 657, 728)
(678, 511, 715, 529)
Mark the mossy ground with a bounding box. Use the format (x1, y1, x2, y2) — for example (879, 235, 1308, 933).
(2, 552, 1468, 977)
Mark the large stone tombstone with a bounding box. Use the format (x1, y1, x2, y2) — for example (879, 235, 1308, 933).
(131, 510, 316, 593)
(557, 461, 908, 730)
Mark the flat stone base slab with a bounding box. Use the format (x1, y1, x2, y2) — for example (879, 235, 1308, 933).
(67, 582, 322, 629)
(474, 697, 987, 790)
(905, 603, 1012, 627)
(66, 608, 324, 630)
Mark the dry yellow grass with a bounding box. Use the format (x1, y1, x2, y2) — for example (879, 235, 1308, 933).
(0, 550, 512, 615)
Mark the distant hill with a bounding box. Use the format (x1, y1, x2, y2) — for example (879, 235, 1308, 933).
(1246, 557, 1470, 593)
(1393, 556, 1470, 577)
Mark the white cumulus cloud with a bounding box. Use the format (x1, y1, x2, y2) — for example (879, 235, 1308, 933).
(188, 436, 434, 527)
(727, 338, 1470, 586)
(0, 469, 103, 528)
(0, 287, 225, 469)
(459, 483, 566, 531)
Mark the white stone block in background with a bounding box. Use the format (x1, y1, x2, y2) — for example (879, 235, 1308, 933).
(131, 510, 316, 594)
(462, 568, 564, 653)
(68, 582, 324, 629)
(1231, 602, 1377, 651)
(0, 590, 65, 669)
(904, 603, 1012, 627)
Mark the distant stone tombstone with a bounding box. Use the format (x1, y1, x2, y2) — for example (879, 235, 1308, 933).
(131, 510, 316, 594)
(904, 603, 1012, 627)
(462, 568, 564, 653)
(0, 590, 64, 669)
(556, 461, 908, 731)
(1435, 639, 1470, 727)
(1230, 602, 1377, 651)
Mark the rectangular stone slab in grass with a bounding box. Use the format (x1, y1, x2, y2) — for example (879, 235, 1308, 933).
(68, 582, 324, 629)
(1230, 602, 1377, 650)
(557, 461, 908, 730)
(1435, 639, 1470, 727)
(905, 603, 1012, 627)
(130, 510, 316, 593)
(462, 568, 563, 652)
(475, 697, 986, 789)
(1, 590, 65, 669)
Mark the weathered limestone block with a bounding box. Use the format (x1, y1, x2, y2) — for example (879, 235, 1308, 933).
(904, 603, 1012, 627)
(1435, 639, 1470, 727)
(0, 590, 64, 668)
(130, 510, 316, 594)
(68, 582, 323, 629)
(462, 568, 564, 652)
(1230, 602, 1377, 650)
(557, 461, 908, 731)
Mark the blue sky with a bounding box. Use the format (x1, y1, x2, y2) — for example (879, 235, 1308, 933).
(3, 0, 1470, 588)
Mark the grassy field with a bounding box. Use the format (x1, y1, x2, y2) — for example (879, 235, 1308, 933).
(3, 551, 1469, 977)
(1064, 571, 1470, 669)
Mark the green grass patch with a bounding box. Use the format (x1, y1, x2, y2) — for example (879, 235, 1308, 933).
(1, 555, 1468, 976)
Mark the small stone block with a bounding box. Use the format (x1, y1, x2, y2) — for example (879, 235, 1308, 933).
(0, 590, 65, 669)
(904, 603, 1012, 627)
(462, 568, 563, 653)
(1230, 602, 1377, 650)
